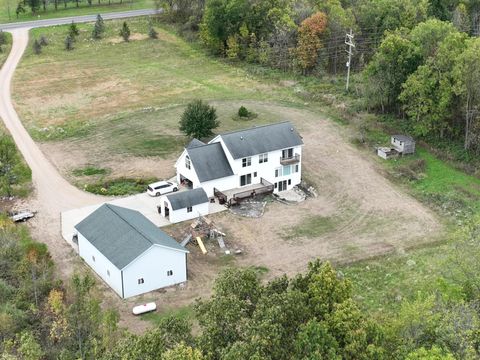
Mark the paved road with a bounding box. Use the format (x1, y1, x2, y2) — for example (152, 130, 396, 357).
(0, 8, 158, 30)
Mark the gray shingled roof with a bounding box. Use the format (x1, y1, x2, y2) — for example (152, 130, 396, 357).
(186, 142, 234, 182)
(167, 188, 209, 210)
(218, 121, 304, 159)
(186, 138, 205, 149)
(75, 204, 187, 270)
(392, 135, 415, 143)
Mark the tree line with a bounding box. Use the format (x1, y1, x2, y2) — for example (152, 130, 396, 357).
(2, 216, 480, 359)
(157, 0, 480, 156)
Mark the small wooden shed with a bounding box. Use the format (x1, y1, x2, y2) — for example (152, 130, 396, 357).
(391, 135, 415, 155)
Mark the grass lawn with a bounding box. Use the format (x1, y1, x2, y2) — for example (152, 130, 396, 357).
(0, 30, 11, 67)
(342, 146, 480, 315)
(13, 17, 300, 186)
(0, 0, 152, 24)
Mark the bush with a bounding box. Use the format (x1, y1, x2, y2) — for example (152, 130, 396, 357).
(179, 100, 219, 139)
(119, 21, 130, 42)
(68, 22, 79, 39)
(394, 158, 426, 181)
(65, 35, 74, 51)
(238, 106, 249, 118)
(148, 25, 158, 39)
(83, 177, 157, 196)
(39, 35, 48, 46)
(32, 39, 41, 55)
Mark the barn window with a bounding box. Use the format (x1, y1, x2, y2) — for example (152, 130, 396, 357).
(185, 155, 191, 169)
(187, 206, 193, 213)
(167, 270, 173, 276)
(107, 270, 110, 277)
(92, 255, 95, 262)
(138, 278, 144, 284)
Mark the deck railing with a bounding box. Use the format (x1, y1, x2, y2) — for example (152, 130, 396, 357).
(280, 154, 300, 165)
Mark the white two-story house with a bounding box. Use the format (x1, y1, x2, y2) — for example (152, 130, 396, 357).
(175, 121, 303, 202)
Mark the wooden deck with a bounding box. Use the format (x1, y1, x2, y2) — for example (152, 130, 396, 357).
(215, 178, 274, 206)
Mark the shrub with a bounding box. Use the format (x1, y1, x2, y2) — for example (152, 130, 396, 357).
(0, 31, 6, 46)
(179, 100, 219, 139)
(119, 21, 130, 42)
(65, 35, 74, 51)
(238, 106, 249, 118)
(92, 14, 105, 39)
(68, 22, 79, 39)
(32, 39, 41, 55)
(39, 35, 48, 46)
(148, 25, 158, 39)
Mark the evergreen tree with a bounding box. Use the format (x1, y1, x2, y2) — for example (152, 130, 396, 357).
(68, 21, 79, 40)
(148, 25, 158, 39)
(65, 35, 74, 51)
(92, 14, 105, 39)
(32, 39, 42, 55)
(119, 21, 130, 42)
(15, 2, 26, 18)
(39, 35, 48, 46)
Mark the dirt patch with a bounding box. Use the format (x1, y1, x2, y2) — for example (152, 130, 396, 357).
(108, 33, 149, 44)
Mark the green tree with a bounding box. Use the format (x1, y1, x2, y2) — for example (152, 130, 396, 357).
(65, 35, 74, 51)
(179, 100, 219, 139)
(119, 21, 130, 42)
(26, 0, 40, 13)
(92, 14, 105, 39)
(16, 331, 44, 360)
(32, 39, 42, 55)
(15, 2, 26, 18)
(69, 21, 80, 39)
(0, 136, 21, 196)
(163, 343, 205, 360)
(405, 346, 455, 359)
(294, 319, 341, 360)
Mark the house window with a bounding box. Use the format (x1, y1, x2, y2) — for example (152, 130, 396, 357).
(92, 255, 95, 262)
(275, 168, 282, 177)
(242, 157, 251, 167)
(240, 174, 252, 186)
(107, 270, 110, 277)
(167, 270, 173, 276)
(283, 165, 291, 176)
(185, 155, 191, 170)
(259, 153, 268, 163)
(295, 164, 299, 173)
(138, 278, 144, 284)
(254, 172, 257, 177)
(187, 206, 193, 213)
(274, 183, 278, 188)
(282, 148, 294, 159)
(288, 179, 292, 185)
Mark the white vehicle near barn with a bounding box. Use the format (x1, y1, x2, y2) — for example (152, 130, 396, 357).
(147, 181, 178, 197)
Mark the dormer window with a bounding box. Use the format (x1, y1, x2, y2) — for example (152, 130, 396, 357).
(185, 155, 191, 169)
(242, 157, 251, 167)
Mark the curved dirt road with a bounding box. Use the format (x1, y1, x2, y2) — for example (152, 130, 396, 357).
(0, 29, 103, 279)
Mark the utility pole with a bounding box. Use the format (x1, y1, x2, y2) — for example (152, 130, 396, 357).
(345, 29, 355, 92)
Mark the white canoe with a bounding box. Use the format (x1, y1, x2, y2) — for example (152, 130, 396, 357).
(132, 302, 157, 315)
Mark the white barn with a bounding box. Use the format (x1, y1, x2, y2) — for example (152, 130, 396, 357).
(159, 188, 209, 223)
(75, 204, 188, 298)
(175, 122, 304, 202)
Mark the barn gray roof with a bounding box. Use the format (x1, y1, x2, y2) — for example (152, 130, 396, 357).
(186, 138, 205, 149)
(186, 143, 234, 182)
(75, 204, 187, 270)
(218, 121, 303, 159)
(392, 135, 415, 143)
(167, 188, 209, 210)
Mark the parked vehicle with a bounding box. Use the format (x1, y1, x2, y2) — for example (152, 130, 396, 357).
(9, 210, 36, 222)
(147, 181, 178, 197)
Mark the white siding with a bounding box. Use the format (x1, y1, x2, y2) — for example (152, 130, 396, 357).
(77, 232, 124, 298)
(198, 175, 237, 197)
(175, 150, 200, 187)
(159, 195, 209, 223)
(122, 246, 187, 298)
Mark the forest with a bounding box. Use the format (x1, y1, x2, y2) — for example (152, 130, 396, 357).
(159, 0, 480, 158)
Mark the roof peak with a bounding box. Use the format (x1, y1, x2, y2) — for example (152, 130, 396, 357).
(218, 121, 293, 137)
